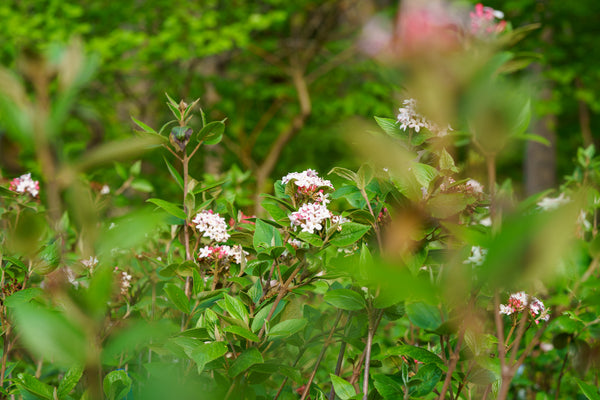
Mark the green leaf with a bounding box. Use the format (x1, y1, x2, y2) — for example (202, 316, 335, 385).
(103, 370, 131, 400)
(146, 198, 186, 220)
(261, 200, 289, 222)
(253, 219, 283, 253)
(412, 163, 438, 187)
(297, 231, 323, 247)
(328, 167, 358, 183)
(131, 116, 157, 134)
(224, 325, 260, 342)
(4, 288, 43, 308)
(410, 364, 443, 397)
(439, 149, 459, 173)
(386, 345, 444, 366)
(190, 342, 228, 373)
(58, 365, 84, 398)
(250, 363, 302, 383)
(229, 348, 264, 377)
(164, 283, 190, 313)
(329, 374, 355, 400)
(577, 378, 600, 400)
(13, 303, 87, 366)
(374, 116, 403, 137)
(222, 294, 249, 327)
(329, 222, 371, 247)
(405, 302, 442, 331)
(427, 193, 475, 219)
(251, 300, 286, 332)
(268, 318, 307, 339)
(197, 120, 225, 145)
(515, 132, 551, 146)
(16, 373, 54, 400)
(372, 374, 404, 399)
(324, 289, 366, 311)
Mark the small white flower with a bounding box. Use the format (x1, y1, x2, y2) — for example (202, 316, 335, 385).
(537, 193, 570, 211)
(397, 98, 449, 137)
(479, 217, 492, 227)
(81, 256, 99, 270)
(100, 185, 110, 195)
(463, 246, 487, 266)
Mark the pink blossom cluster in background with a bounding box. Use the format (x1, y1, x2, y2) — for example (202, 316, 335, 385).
(9, 173, 40, 197)
(499, 291, 550, 324)
(469, 3, 507, 35)
(192, 209, 230, 243)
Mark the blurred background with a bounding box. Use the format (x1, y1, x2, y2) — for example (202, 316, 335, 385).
(0, 0, 598, 205)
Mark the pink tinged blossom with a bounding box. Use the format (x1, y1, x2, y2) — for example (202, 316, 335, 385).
(394, 0, 462, 57)
(470, 3, 507, 35)
(197, 245, 248, 264)
(289, 202, 332, 234)
(9, 173, 40, 197)
(81, 256, 99, 270)
(499, 292, 550, 324)
(282, 169, 333, 190)
(192, 210, 230, 243)
(466, 179, 483, 194)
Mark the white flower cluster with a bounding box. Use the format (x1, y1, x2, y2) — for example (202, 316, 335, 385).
(397, 99, 450, 137)
(499, 291, 550, 325)
(290, 202, 332, 234)
(198, 245, 248, 264)
(463, 246, 487, 266)
(283, 169, 349, 235)
(465, 179, 483, 194)
(192, 210, 230, 242)
(282, 169, 333, 191)
(537, 193, 570, 211)
(81, 256, 98, 270)
(9, 173, 40, 197)
(120, 271, 132, 295)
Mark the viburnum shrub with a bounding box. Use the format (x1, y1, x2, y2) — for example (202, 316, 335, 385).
(1, 4, 600, 400)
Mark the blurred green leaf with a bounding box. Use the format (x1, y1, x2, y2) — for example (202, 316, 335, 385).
(13, 303, 87, 366)
(405, 302, 442, 331)
(324, 289, 366, 311)
(223, 325, 260, 342)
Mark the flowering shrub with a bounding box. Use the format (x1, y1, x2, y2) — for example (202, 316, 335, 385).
(0, 4, 599, 400)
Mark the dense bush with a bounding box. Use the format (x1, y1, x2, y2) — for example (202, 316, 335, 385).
(1, 2, 600, 400)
